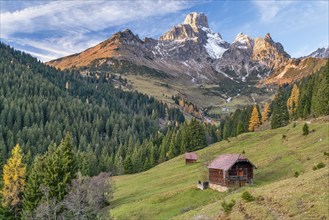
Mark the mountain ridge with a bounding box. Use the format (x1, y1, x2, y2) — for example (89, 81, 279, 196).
(47, 12, 328, 115)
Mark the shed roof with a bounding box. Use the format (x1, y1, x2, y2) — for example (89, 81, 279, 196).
(185, 152, 198, 160)
(208, 154, 255, 171)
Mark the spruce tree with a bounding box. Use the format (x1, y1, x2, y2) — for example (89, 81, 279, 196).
(311, 65, 329, 117)
(22, 155, 44, 215)
(236, 121, 244, 135)
(271, 87, 290, 129)
(123, 156, 133, 174)
(303, 123, 309, 135)
(43, 133, 77, 201)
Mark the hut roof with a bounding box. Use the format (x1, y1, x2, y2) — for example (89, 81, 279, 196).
(185, 152, 198, 160)
(208, 154, 256, 171)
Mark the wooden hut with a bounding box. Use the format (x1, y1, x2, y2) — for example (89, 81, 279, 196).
(185, 152, 198, 164)
(208, 154, 256, 191)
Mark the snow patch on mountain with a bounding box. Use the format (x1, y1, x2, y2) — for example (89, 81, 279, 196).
(202, 28, 228, 59)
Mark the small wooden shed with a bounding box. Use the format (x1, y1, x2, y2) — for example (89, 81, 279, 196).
(185, 152, 198, 164)
(208, 154, 256, 191)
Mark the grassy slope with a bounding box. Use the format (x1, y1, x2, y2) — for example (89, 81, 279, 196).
(111, 119, 329, 220)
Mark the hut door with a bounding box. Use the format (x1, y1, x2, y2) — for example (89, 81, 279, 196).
(237, 169, 244, 176)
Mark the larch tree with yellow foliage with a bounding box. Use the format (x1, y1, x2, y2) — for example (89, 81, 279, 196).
(287, 84, 300, 119)
(262, 102, 271, 123)
(2, 144, 26, 218)
(249, 105, 260, 131)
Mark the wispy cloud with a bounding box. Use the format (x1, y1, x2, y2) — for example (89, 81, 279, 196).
(252, 0, 294, 23)
(1, 1, 193, 61)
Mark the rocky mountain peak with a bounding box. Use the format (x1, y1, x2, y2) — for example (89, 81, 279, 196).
(159, 12, 210, 41)
(234, 33, 251, 44)
(114, 29, 142, 42)
(264, 33, 272, 41)
(306, 46, 329, 58)
(183, 12, 209, 30)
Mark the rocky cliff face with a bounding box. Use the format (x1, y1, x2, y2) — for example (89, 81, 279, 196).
(47, 12, 327, 97)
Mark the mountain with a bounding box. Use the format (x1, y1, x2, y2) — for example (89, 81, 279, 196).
(47, 12, 327, 116)
(111, 119, 329, 219)
(306, 47, 329, 58)
(48, 12, 289, 83)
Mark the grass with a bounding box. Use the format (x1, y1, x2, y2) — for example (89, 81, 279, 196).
(110, 119, 329, 219)
(124, 73, 273, 111)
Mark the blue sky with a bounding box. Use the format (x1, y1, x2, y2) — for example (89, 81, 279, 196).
(1, 0, 328, 61)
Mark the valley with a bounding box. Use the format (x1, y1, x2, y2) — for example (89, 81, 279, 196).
(0, 2, 328, 219)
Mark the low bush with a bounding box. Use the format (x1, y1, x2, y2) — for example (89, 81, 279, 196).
(316, 162, 326, 169)
(241, 191, 255, 202)
(221, 199, 236, 214)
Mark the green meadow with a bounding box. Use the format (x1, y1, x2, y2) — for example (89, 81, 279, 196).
(111, 118, 329, 219)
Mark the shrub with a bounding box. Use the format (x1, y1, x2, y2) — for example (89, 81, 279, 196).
(303, 123, 309, 135)
(317, 162, 326, 169)
(282, 134, 287, 139)
(294, 171, 299, 178)
(242, 150, 245, 154)
(293, 122, 297, 128)
(221, 199, 236, 214)
(313, 166, 318, 171)
(241, 191, 255, 202)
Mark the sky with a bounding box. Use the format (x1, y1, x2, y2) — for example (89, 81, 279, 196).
(0, 0, 328, 61)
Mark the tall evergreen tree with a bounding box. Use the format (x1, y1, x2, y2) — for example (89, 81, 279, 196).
(271, 87, 290, 129)
(311, 65, 329, 117)
(22, 155, 45, 215)
(43, 134, 77, 201)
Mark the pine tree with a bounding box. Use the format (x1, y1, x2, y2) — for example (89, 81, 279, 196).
(303, 123, 309, 135)
(0, 146, 5, 177)
(287, 84, 300, 119)
(271, 87, 290, 129)
(1, 144, 26, 218)
(236, 121, 244, 135)
(222, 122, 229, 140)
(188, 119, 206, 150)
(43, 133, 77, 201)
(123, 156, 133, 174)
(262, 102, 271, 123)
(22, 155, 44, 215)
(249, 105, 260, 131)
(311, 65, 329, 117)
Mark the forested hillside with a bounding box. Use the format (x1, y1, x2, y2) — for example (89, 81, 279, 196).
(0, 43, 221, 177)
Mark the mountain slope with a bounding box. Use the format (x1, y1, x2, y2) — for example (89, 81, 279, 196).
(111, 118, 329, 219)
